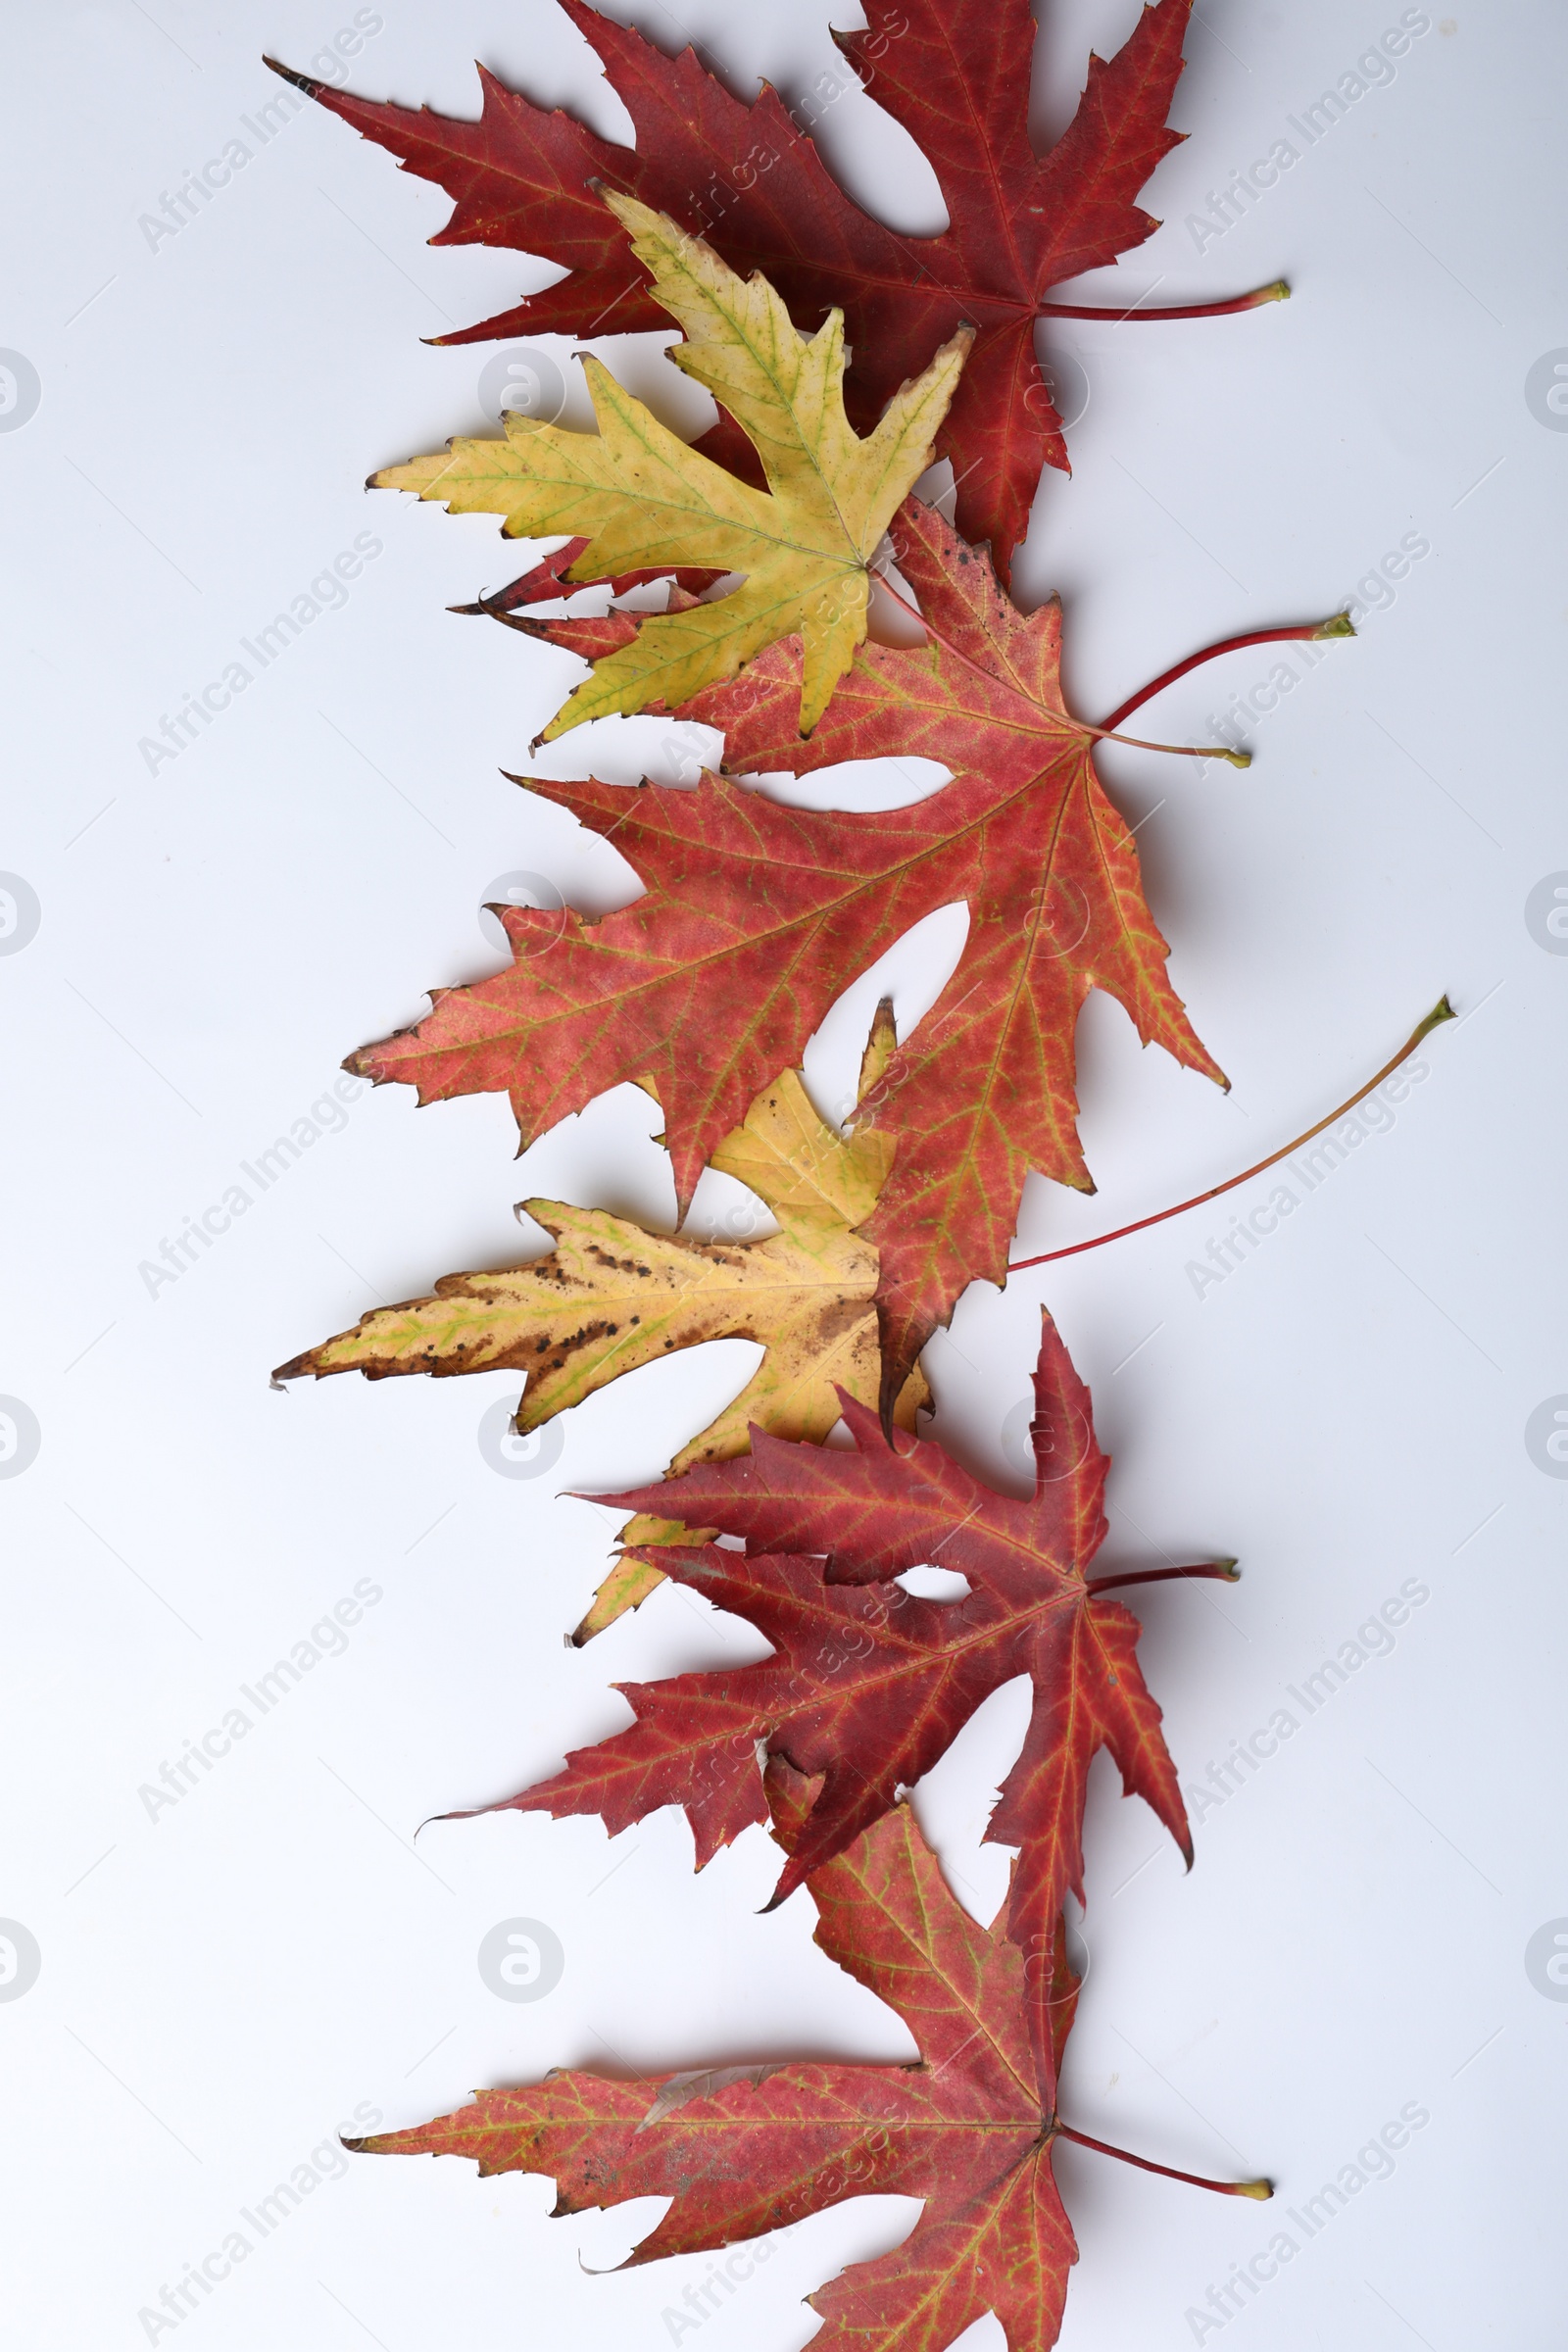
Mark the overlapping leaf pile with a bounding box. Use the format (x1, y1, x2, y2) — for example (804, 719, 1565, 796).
(476, 1311, 1189, 2069)
(391, 494, 1228, 1406)
(270, 0, 1283, 573)
(278, 8, 1298, 2345)
(372, 190, 970, 733)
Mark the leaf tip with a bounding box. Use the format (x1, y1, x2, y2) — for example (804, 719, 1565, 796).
(262, 55, 322, 98)
(760, 1852, 805, 1914)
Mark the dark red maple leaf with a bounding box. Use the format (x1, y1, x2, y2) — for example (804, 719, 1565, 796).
(349, 499, 1227, 1403)
(366, 1772, 1084, 2350)
(362, 1760, 1265, 2352)
(463, 1314, 1229, 2053)
(269, 0, 1283, 573)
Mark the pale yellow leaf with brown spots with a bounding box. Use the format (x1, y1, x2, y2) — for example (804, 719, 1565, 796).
(275, 1007, 925, 1636)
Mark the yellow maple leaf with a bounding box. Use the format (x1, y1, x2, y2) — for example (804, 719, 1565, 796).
(273, 1007, 927, 1634)
(370, 192, 971, 735)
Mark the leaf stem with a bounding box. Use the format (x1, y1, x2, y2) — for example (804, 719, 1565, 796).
(1038, 280, 1290, 323)
(871, 572, 1248, 765)
(1101, 614, 1354, 733)
(1091, 720, 1248, 767)
(1056, 2123, 1272, 2198)
(1088, 1560, 1239, 1594)
(1007, 998, 1455, 1277)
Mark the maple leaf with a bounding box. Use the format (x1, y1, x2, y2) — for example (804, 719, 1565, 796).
(350, 498, 1227, 1406)
(275, 1011, 927, 1636)
(361, 1774, 1083, 2352)
(370, 191, 970, 735)
(271, 0, 1283, 573)
(469, 1313, 1221, 2051)
(359, 1762, 1265, 2352)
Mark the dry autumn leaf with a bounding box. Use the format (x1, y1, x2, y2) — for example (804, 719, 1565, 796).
(276, 1011, 927, 1630)
(359, 1760, 1266, 2352)
(370, 190, 970, 735)
(272, 0, 1283, 574)
(465, 1312, 1236, 2051)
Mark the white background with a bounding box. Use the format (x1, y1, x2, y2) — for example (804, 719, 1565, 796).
(1, 1, 1564, 2345)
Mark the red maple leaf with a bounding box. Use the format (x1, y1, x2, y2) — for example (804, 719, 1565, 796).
(269, 0, 1283, 573)
(463, 1314, 1227, 2053)
(350, 499, 1228, 1401)
(361, 1760, 1265, 2352)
